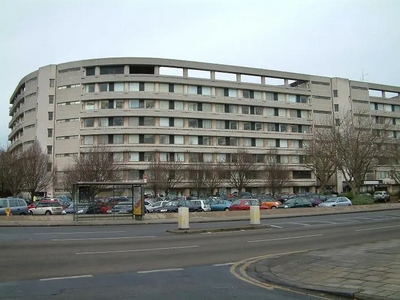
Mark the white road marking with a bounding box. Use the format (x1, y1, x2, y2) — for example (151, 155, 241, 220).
(270, 225, 283, 228)
(356, 225, 400, 232)
(213, 262, 235, 267)
(137, 268, 184, 274)
(247, 234, 323, 243)
(52, 236, 155, 241)
(40, 275, 93, 281)
(353, 217, 380, 220)
(316, 221, 337, 224)
(200, 229, 272, 235)
(34, 231, 125, 235)
(76, 245, 199, 255)
(289, 222, 312, 226)
(336, 219, 356, 222)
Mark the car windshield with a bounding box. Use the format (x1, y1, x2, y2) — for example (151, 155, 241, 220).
(167, 201, 179, 207)
(232, 200, 241, 205)
(326, 198, 337, 202)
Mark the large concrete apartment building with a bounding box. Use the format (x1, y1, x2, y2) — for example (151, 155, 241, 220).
(8, 58, 400, 197)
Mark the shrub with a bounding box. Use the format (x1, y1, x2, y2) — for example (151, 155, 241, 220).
(352, 195, 374, 205)
(340, 192, 354, 200)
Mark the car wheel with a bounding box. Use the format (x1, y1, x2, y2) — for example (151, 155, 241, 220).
(19, 212, 26, 215)
(271, 206, 277, 209)
(45, 210, 52, 215)
(29, 210, 33, 215)
(224, 208, 229, 211)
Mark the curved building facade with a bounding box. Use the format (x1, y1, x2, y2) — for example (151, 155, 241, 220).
(8, 58, 400, 197)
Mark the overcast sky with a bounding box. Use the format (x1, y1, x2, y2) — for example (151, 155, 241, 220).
(1, 0, 399, 147)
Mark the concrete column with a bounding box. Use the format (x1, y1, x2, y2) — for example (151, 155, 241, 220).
(210, 71, 216, 80)
(261, 76, 266, 85)
(236, 74, 241, 83)
(250, 206, 260, 225)
(183, 68, 188, 78)
(178, 207, 189, 229)
(124, 65, 129, 75)
(154, 66, 160, 75)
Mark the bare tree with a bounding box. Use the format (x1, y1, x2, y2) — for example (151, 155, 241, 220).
(327, 112, 386, 195)
(0, 149, 25, 197)
(187, 163, 206, 197)
(203, 162, 223, 196)
(304, 126, 337, 194)
(226, 149, 257, 197)
(147, 160, 185, 196)
(62, 145, 122, 197)
(22, 141, 52, 200)
(263, 150, 291, 196)
(386, 139, 400, 185)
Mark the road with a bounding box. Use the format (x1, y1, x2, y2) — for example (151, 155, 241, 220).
(0, 210, 399, 299)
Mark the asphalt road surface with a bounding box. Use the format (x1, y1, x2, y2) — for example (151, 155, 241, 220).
(0, 210, 399, 299)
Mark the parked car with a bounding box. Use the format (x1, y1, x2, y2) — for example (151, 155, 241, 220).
(191, 199, 211, 212)
(0, 198, 29, 215)
(278, 197, 313, 208)
(29, 201, 64, 215)
(111, 202, 133, 214)
(373, 191, 390, 203)
(229, 199, 269, 211)
(76, 204, 103, 214)
(210, 200, 232, 211)
(151, 200, 200, 213)
(147, 201, 169, 212)
(318, 197, 352, 207)
(259, 198, 281, 209)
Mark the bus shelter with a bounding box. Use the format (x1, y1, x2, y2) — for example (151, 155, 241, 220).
(72, 181, 147, 221)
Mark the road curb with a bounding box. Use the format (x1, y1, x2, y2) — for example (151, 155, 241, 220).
(166, 224, 270, 234)
(0, 205, 399, 227)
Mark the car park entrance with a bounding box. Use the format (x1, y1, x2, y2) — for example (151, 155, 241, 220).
(72, 181, 146, 221)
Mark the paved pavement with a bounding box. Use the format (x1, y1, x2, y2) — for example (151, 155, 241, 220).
(1, 203, 400, 299)
(250, 239, 400, 300)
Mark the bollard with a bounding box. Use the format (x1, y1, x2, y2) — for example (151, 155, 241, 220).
(250, 205, 260, 225)
(178, 207, 189, 230)
(5, 207, 11, 217)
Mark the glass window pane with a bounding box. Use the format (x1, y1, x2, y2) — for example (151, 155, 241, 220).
(129, 83, 139, 91)
(160, 118, 169, 126)
(129, 100, 139, 108)
(143, 117, 155, 126)
(99, 118, 108, 127)
(129, 152, 139, 161)
(129, 117, 139, 126)
(129, 135, 139, 144)
(83, 136, 93, 145)
(175, 101, 184, 110)
(174, 118, 184, 127)
(159, 135, 169, 144)
(114, 83, 124, 92)
(202, 87, 211, 96)
(159, 100, 169, 109)
(188, 86, 197, 94)
(203, 120, 212, 129)
(202, 103, 212, 112)
(215, 104, 224, 113)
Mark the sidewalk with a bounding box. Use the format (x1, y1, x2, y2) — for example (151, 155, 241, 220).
(1, 203, 400, 227)
(251, 239, 400, 299)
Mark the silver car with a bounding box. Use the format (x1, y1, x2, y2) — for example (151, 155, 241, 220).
(318, 197, 352, 207)
(0, 198, 28, 215)
(29, 201, 64, 215)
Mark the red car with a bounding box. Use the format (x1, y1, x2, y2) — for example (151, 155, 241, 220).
(229, 199, 270, 211)
(28, 200, 67, 210)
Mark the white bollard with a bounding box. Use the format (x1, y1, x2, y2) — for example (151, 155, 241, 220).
(250, 205, 261, 225)
(178, 207, 190, 229)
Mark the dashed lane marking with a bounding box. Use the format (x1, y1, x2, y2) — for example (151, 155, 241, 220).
(137, 268, 184, 274)
(40, 275, 93, 281)
(52, 235, 155, 241)
(34, 231, 125, 235)
(356, 224, 400, 232)
(76, 245, 199, 255)
(247, 233, 323, 243)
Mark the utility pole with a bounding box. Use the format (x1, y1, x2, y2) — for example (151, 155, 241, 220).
(361, 68, 369, 81)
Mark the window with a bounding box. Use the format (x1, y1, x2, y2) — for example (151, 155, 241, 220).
(49, 79, 55, 87)
(243, 122, 251, 130)
(203, 153, 213, 162)
(215, 104, 224, 113)
(99, 83, 124, 92)
(293, 171, 312, 179)
(143, 135, 155, 144)
(189, 119, 199, 128)
(202, 103, 212, 112)
(242, 90, 254, 99)
(49, 95, 54, 104)
(86, 67, 95, 76)
(229, 121, 238, 130)
(84, 118, 94, 127)
(189, 136, 198, 145)
(113, 135, 124, 144)
(333, 90, 338, 97)
(188, 86, 211, 95)
(142, 117, 155, 126)
(47, 146, 52, 155)
(188, 102, 198, 111)
(112, 117, 124, 126)
(203, 136, 213, 145)
(85, 84, 95, 93)
(114, 153, 124, 162)
(48, 112, 53, 121)
(100, 65, 124, 75)
(159, 118, 170, 127)
(83, 136, 93, 145)
(47, 128, 53, 137)
(255, 123, 263, 131)
(85, 101, 95, 110)
(243, 138, 251, 147)
(334, 104, 339, 112)
(216, 121, 225, 129)
(217, 137, 226, 146)
(227, 105, 238, 113)
(175, 153, 184, 162)
(129, 152, 139, 162)
(128, 135, 139, 144)
(159, 135, 170, 144)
